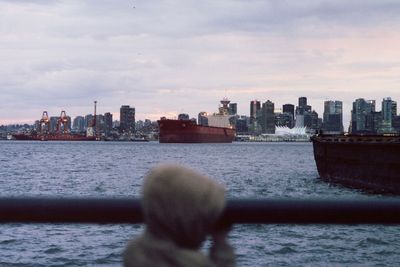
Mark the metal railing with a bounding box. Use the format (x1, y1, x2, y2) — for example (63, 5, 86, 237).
(1, 198, 400, 224)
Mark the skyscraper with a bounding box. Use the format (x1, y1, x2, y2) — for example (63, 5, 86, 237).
(283, 104, 295, 120)
(228, 103, 237, 115)
(282, 104, 294, 128)
(104, 112, 113, 135)
(351, 98, 376, 134)
(296, 97, 311, 115)
(295, 97, 312, 127)
(250, 100, 261, 124)
(120, 105, 135, 133)
(380, 97, 396, 133)
(323, 100, 344, 133)
(261, 100, 275, 134)
(72, 116, 85, 133)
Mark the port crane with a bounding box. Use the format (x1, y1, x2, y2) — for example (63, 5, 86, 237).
(56, 111, 70, 134)
(39, 111, 50, 135)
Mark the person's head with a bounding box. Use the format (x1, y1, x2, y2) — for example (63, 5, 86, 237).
(142, 164, 226, 249)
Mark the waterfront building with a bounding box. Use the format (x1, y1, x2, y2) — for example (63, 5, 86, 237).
(261, 100, 275, 134)
(379, 97, 396, 133)
(85, 114, 94, 128)
(120, 105, 135, 133)
(135, 120, 144, 132)
(309, 110, 321, 132)
(304, 111, 313, 128)
(95, 114, 104, 135)
(392, 101, 397, 119)
(250, 100, 261, 124)
(72, 116, 85, 133)
(283, 104, 295, 127)
(49, 116, 58, 133)
(295, 97, 312, 127)
(235, 116, 249, 134)
(296, 97, 311, 116)
(393, 116, 400, 133)
(104, 112, 113, 135)
(351, 98, 376, 134)
(323, 100, 344, 134)
(228, 103, 237, 115)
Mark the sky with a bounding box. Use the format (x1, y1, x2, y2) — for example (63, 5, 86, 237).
(1, 0, 400, 129)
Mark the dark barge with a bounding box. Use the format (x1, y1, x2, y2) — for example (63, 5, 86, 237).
(311, 134, 400, 194)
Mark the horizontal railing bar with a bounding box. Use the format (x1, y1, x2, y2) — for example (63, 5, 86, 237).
(0, 198, 400, 224)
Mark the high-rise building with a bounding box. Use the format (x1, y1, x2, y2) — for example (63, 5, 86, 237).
(351, 98, 376, 134)
(296, 97, 311, 115)
(392, 101, 397, 119)
(85, 114, 94, 128)
(72, 116, 85, 133)
(261, 100, 275, 134)
(310, 110, 321, 131)
(323, 100, 344, 133)
(283, 104, 295, 121)
(49, 116, 58, 133)
(295, 97, 312, 127)
(104, 112, 113, 135)
(250, 100, 261, 124)
(235, 116, 249, 133)
(228, 103, 237, 115)
(120, 105, 135, 133)
(380, 97, 396, 133)
(393, 115, 400, 133)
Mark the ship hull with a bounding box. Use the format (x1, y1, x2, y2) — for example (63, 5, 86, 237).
(158, 119, 235, 143)
(311, 135, 400, 194)
(13, 134, 96, 141)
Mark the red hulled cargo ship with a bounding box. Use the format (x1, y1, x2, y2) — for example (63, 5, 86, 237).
(158, 118, 235, 143)
(158, 98, 236, 143)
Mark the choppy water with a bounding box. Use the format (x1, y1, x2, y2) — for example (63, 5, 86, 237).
(0, 141, 399, 266)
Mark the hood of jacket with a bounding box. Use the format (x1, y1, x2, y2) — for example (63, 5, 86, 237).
(142, 164, 225, 249)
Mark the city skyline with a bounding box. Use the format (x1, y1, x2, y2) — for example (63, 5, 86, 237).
(1, 96, 400, 130)
(1, 1, 400, 127)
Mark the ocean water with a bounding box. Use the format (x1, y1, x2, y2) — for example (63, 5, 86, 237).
(0, 140, 399, 266)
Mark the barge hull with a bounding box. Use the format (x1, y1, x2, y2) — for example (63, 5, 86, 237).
(312, 135, 400, 194)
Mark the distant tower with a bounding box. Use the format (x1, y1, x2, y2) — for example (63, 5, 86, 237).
(351, 98, 376, 134)
(296, 97, 311, 116)
(381, 97, 395, 133)
(250, 100, 261, 124)
(323, 100, 343, 133)
(104, 112, 113, 135)
(283, 104, 295, 127)
(261, 100, 275, 134)
(120, 105, 136, 133)
(228, 103, 237, 115)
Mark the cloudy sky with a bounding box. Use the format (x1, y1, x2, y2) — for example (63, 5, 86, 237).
(1, 0, 400, 128)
